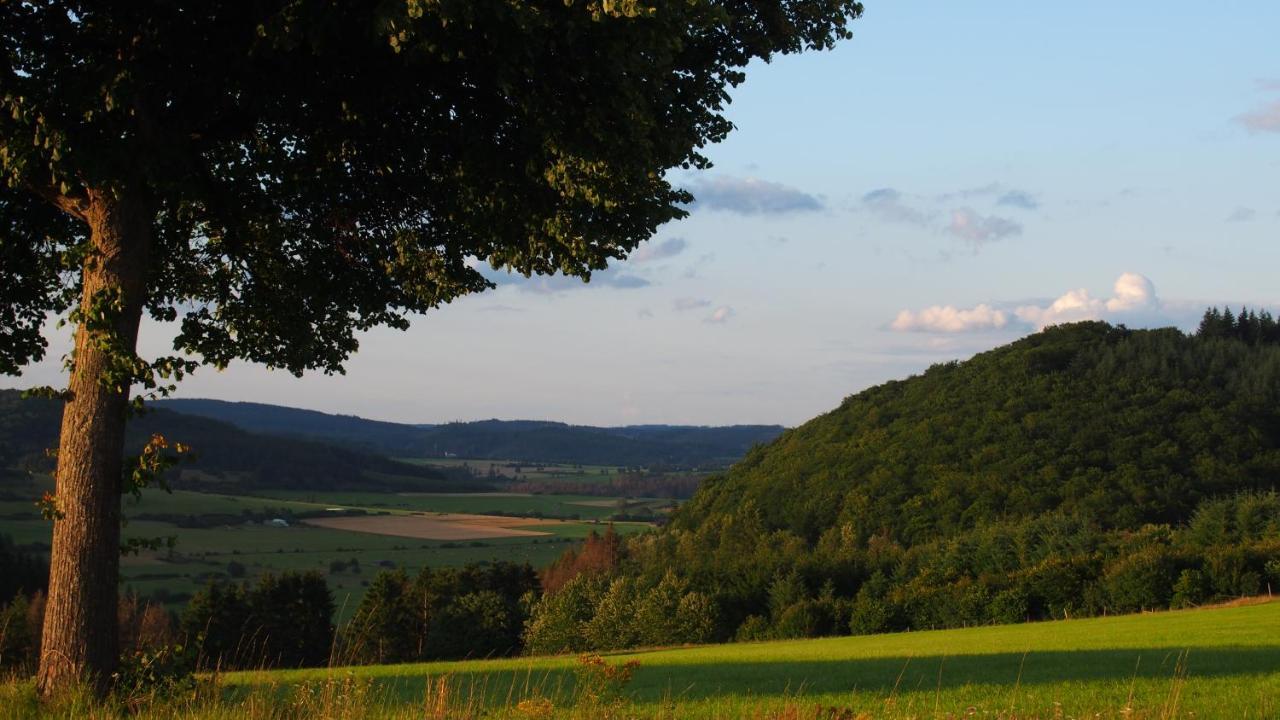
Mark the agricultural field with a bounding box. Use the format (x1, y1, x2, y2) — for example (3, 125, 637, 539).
(216, 599, 1280, 719)
(247, 488, 673, 520)
(0, 476, 654, 618)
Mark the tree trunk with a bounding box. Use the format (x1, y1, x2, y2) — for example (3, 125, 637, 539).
(37, 187, 151, 698)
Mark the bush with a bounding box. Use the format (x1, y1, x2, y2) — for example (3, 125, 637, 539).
(1171, 569, 1210, 608)
(1102, 546, 1178, 613)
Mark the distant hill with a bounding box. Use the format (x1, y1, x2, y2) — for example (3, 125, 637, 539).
(0, 391, 477, 493)
(157, 399, 784, 468)
(156, 399, 432, 455)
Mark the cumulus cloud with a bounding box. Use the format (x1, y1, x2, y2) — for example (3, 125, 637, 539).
(673, 297, 712, 312)
(946, 208, 1022, 246)
(706, 306, 735, 324)
(1014, 272, 1159, 329)
(890, 304, 1010, 333)
(997, 190, 1039, 210)
(630, 237, 688, 263)
(890, 273, 1168, 334)
(860, 187, 932, 225)
(1227, 207, 1256, 222)
(685, 176, 823, 214)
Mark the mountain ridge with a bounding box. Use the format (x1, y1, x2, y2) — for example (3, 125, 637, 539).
(156, 398, 785, 467)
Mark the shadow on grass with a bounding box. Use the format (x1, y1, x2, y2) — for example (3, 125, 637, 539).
(326, 645, 1280, 704)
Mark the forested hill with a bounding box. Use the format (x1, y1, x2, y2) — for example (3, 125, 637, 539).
(676, 321, 1280, 544)
(157, 399, 784, 467)
(0, 391, 472, 493)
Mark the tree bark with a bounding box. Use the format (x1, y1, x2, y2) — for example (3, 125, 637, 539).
(37, 187, 151, 698)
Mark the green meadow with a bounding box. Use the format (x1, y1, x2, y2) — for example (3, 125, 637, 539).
(212, 599, 1280, 719)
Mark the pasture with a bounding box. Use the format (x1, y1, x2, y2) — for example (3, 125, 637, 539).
(222, 598, 1280, 719)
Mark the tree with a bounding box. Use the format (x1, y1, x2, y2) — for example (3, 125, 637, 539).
(0, 0, 861, 694)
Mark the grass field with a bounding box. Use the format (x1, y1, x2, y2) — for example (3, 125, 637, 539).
(209, 598, 1280, 719)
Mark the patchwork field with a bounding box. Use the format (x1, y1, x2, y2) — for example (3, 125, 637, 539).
(249, 488, 674, 520)
(222, 599, 1280, 719)
(0, 477, 653, 619)
(303, 512, 581, 540)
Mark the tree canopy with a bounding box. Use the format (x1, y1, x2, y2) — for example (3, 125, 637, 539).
(2, 0, 861, 378)
(0, 0, 863, 694)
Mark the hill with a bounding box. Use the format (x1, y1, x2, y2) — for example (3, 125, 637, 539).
(0, 390, 476, 493)
(157, 398, 784, 467)
(678, 321, 1280, 543)
(523, 320, 1280, 648)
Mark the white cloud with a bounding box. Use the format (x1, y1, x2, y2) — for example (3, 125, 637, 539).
(891, 273, 1169, 334)
(630, 237, 688, 263)
(706, 306, 735, 324)
(1105, 272, 1158, 312)
(685, 176, 823, 214)
(1015, 272, 1159, 329)
(946, 207, 1022, 246)
(890, 304, 1010, 333)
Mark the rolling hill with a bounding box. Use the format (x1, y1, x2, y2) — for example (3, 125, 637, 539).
(677, 321, 1280, 543)
(531, 319, 1280, 646)
(157, 398, 784, 467)
(0, 390, 474, 493)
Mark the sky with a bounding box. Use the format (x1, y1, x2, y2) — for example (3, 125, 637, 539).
(6, 1, 1280, 427)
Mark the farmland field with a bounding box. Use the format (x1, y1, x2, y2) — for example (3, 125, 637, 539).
(223, 598, 1280, 719)
(248, 488, 673, 520)
(0, 476, 653, 618)
(303, 512, 609, 540)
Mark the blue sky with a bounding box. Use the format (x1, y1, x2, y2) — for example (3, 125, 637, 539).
(8, 1, 1280, 426)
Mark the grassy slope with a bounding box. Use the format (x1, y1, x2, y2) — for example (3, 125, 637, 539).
(234, 599, 1280, 718)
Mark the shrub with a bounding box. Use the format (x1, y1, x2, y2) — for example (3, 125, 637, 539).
(1171, 569, 1210, 608)
(1102, 546, 1178, 613)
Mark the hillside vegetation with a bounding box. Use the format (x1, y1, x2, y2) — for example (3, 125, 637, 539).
(525, 318, 1280, 648)
(0, 391, 469, 493)
(681, 320, 1280, 542)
